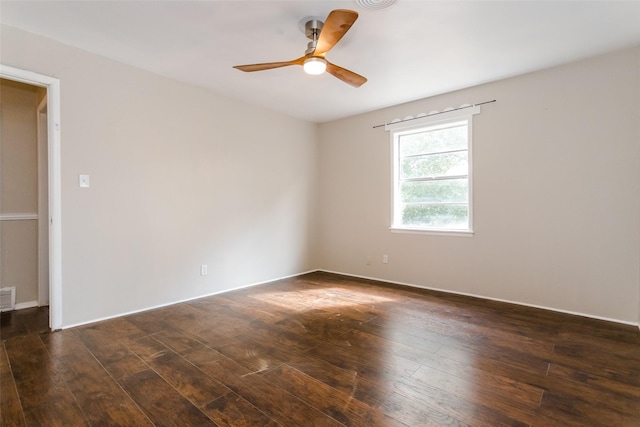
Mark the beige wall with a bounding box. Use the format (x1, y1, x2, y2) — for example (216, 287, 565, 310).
(1, 79, 39, 212)
(0, 79, 41, 305)
(1, 24, 319, 326)
(318, 47, 640, 324)
(2, 23, 638, 326)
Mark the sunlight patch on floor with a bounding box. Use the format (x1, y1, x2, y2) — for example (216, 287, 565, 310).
(250, 287, 396, 311)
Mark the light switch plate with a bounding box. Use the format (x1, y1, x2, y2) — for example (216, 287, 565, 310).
(79, 174, 90, 188)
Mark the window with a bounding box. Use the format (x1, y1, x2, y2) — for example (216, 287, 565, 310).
(388, 108, 477, 234)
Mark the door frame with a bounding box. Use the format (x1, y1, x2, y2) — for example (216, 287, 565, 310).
(37, 95, 49, 307)
(1, 65, 62, 329)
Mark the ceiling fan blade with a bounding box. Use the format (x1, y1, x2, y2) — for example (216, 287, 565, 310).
(326, 61, 367, 88)
(233, 57, 305, 72)
(313, 9, 358, 56)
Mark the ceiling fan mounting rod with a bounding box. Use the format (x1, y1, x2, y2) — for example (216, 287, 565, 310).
(304, 19, 324, 40)
(304, 19, 324, 55)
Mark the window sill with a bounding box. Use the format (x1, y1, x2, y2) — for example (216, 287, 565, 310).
(389, 227, 474, 237)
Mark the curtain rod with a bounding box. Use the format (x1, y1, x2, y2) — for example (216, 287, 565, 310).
(372, 99, 496, 129)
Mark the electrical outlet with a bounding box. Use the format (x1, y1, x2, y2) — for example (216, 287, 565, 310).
(200, 265, 208, 276)
(383, 254, 388, 264)
(78, 174, 90, 188)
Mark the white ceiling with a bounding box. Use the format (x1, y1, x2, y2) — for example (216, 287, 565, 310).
(2, 1, 640, 123)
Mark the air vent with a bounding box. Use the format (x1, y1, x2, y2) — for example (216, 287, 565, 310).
(0, 287, 16, 312)
(355, 0, 397, 10)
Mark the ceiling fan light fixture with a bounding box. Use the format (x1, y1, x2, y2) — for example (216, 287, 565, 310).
(303, 57, 327, 75)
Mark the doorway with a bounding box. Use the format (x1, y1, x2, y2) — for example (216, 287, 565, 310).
(0, 65, 62, 330)
(0, 79, 47, 312)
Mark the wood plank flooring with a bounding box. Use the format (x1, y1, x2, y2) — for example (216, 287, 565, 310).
(1, 271, 639, 426)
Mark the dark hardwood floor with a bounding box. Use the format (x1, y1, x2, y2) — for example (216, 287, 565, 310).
(1, 272, 639, 426)
(0, 305, 50, 341)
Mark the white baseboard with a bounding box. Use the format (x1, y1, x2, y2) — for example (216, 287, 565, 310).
(14, 300, 39, 310)
(62, 269, 319, 330)
(60, 268, 639, 331)
(317, 269, 639, 328)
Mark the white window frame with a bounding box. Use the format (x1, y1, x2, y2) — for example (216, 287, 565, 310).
(387, 107, 479, 235)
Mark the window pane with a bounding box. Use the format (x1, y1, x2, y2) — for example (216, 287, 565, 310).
(399, 124, 467, 156)
(401, 151, 468, 179)
(401, 204, 469, 229)
(401, 178, 468, 203)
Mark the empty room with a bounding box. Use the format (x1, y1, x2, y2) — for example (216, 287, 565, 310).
(1, 1, 639, 426)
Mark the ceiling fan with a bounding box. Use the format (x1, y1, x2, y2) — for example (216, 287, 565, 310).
(233, 9, 367, 88)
